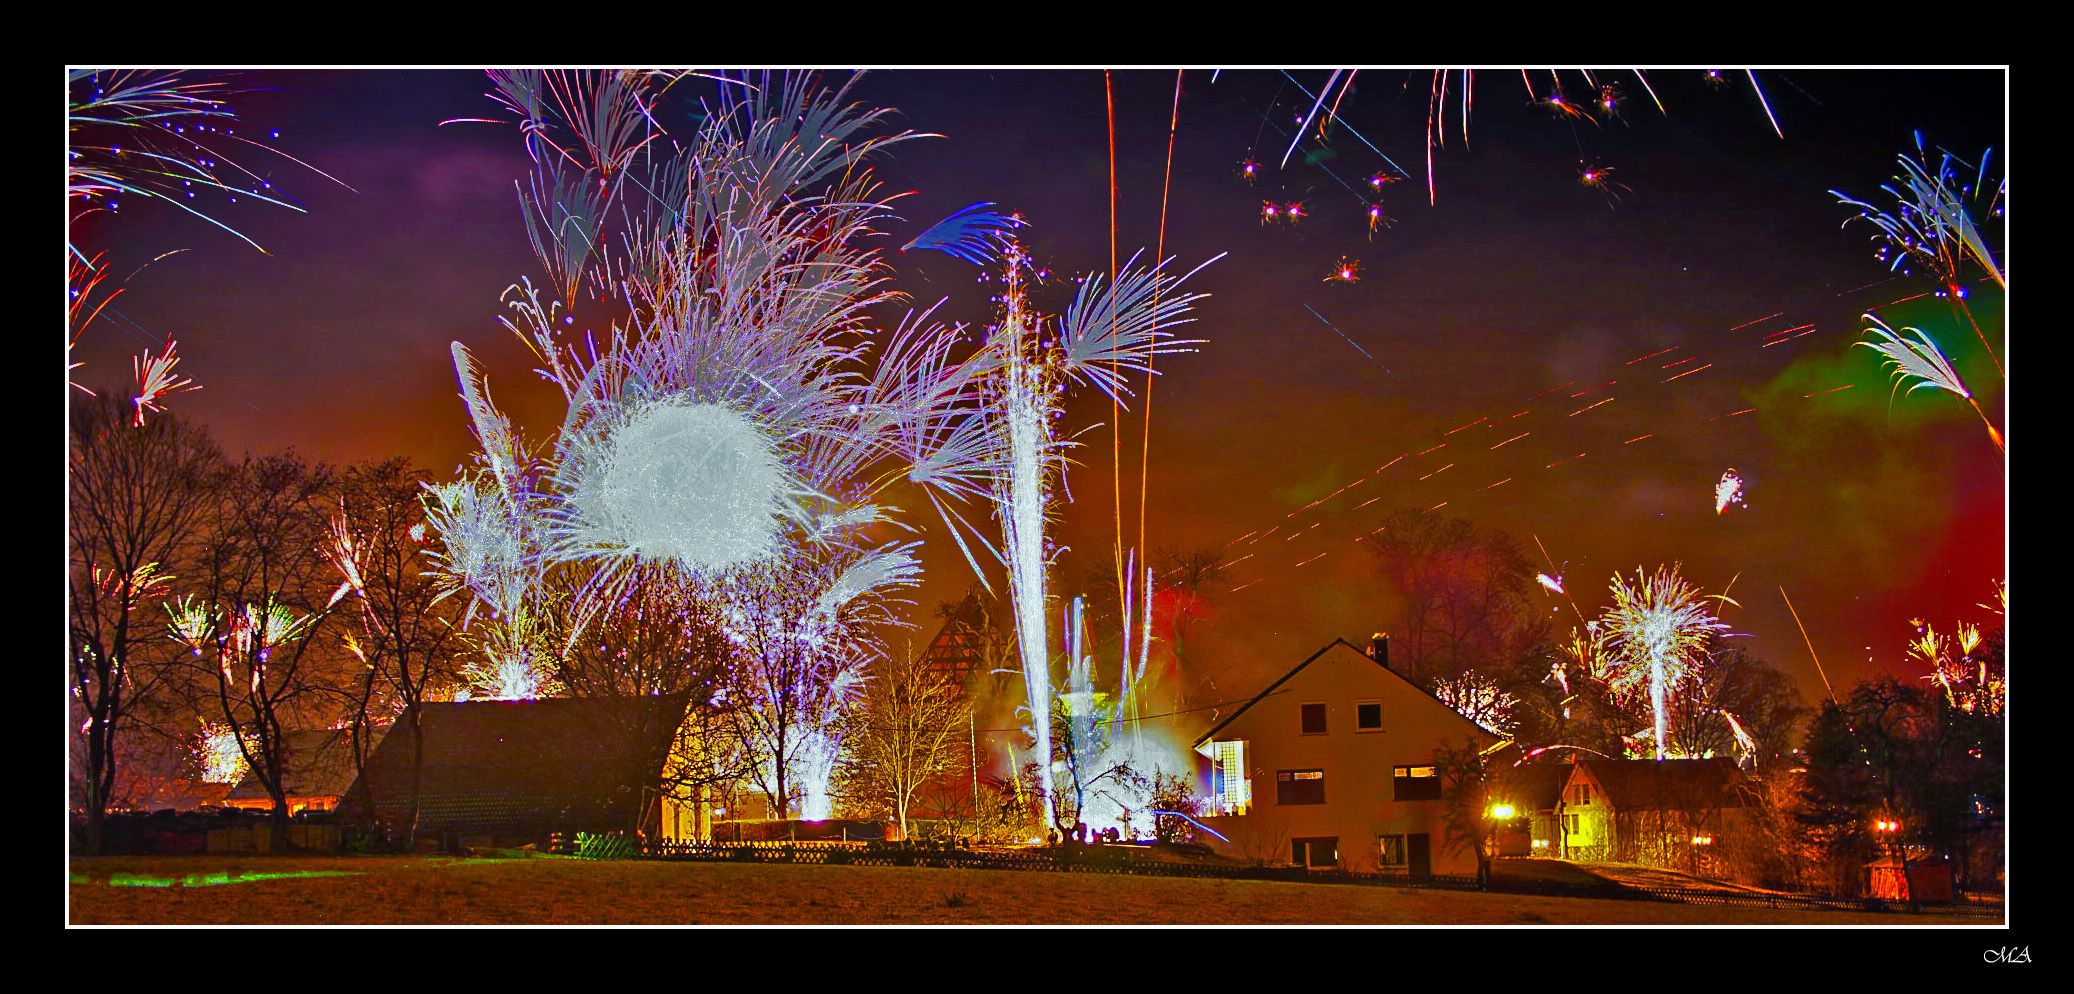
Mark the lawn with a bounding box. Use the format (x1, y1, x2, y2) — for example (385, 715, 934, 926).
(67, 855, 2001, 925)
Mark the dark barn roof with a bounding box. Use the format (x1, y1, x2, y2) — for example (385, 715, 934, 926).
(1501, 761, 1575, 813)
(1576, 758, 1751, 812)
(340, 695, 689, 840)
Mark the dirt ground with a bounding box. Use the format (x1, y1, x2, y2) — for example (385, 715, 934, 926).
(67, 855, 2003, 926)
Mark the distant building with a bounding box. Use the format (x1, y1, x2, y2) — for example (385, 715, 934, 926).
(222, 728, 370, 815)
(340, 696, 689, 849)
(1558, 757, 1753, 871)
(1192, 636, 1501, 876)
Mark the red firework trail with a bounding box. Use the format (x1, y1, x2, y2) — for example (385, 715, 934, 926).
(1226, 529, 1258, 546)
(1231, 578, 1263, 593)
(1804, 384, 1855, 398)
(1491, 432, 1529, 449)
(1763, 323, 1814, 340)
(1527, 381, 1575, 400)
(1426, 501, 1449, 512)
(1414, 442, 1448, 457)
(1663, 353, 1710, 368)
(1488, 409, 1531, 428)
(1546, 453, 1587, 468)
(1867, 291, 1935, 311)
(1570, 381, 1617, 397)
(1625, 434, 1655, 444)
(1663, 364, 1712, 382)
(1569, 397, 1614, 416)
(1728, 312, 1783, 331)
(1445, 417, 1487, 435)
(1706, 408, 1757, 421)
(1419, 463, 1455, 480)
(1294, 552, 1327, 567)
(1476, 478, 1512, 492)
(1226, 553, 1255, 568)
(1625, 347, 1679, 364)
(1354, 495, 1384, 510)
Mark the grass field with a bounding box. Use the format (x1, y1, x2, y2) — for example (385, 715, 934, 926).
(67, 855, 2002, 925)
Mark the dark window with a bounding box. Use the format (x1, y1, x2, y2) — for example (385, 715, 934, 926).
(1379, 834, 1406, 866)
(1293, 837, 1339, 868)
(1300, 702, 1328, 735)
(1356, 702, 1383, 730)
(1276, 769, 1326, 805)
(1393, 764, 1442, 801)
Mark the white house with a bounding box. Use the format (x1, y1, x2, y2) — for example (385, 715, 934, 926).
(1193, 636, 1501, 876)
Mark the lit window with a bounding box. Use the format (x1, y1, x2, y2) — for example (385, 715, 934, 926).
(1277, 769, 1326, 805)
(1211, 740, 1252, 815)
(1379, 834, 1406, 866)
(1356, 701, 1383, 730)
(1393, 764, 1441, 801)
(1300, 702, 1328, 735)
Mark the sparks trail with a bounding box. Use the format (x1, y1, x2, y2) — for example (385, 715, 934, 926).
(1475, 478, 1512, 492)
(1570, 381, 1616, 398)
(1488, 410, 1530, 428)
(1527, 381, 1575, 400)
(1866, 291, 1934, 311)
(1446, 416, 1487, 435)
(1303, 303, 1399, 380)
(1569, 397, 1613, 416)
(1545, 452, 1586, 468)
(1706, 408, 1756, 421)
(1804, 384, 1855, 398)
(1293, 552, 1327, 567)
(1414, 442, 1447, 457)
(1662, 364, 1712, 383)
(1418, 463, 1455, 480)
(1728, 312, 1783, 331)
(1761, 323, 1813, 340)
(1625, 433, 1655, 444)
(1626, 347, 1680, 364)
(1663, 354, 1710, 368)
(1491, 432, 1529, 450)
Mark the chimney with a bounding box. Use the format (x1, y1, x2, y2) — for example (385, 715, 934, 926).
(1370, 632, 1390, 669)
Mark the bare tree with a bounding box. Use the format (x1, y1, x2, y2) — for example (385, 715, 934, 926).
(1361, 510, 1538, 688)
(837, 651, 972, 840)
(1434, 735, 1500, 888)
(68, 394, 224, 851)
(325, 459, 465, 841)
(175, 453, 347, 850)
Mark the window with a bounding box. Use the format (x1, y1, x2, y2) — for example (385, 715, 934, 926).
(1573, 783, 1592, 804)
(1564, 813, 1579, 836)
(1210, 740, 1252, 815)
(1393, 764, 1442, 801)
(1300, 702, 1328, 735)
(1379, 834, 1406, 866)
(1277, 769, 1326, 805)
(1292, 837, 1339, 868)
(1356, 701, 1383, 731)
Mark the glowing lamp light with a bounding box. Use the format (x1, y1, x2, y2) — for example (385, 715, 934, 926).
(1491, 804, 1516, 819)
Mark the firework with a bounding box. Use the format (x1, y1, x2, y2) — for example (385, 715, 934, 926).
(1536, 572, 1566, 596)
(1599, 565, 1732, 761)
(1833, 133, 2004, 375)
(1714, 469, 1745, 515)
(1855, 314, 2003, 451)
(1324, 257, 1361, 282)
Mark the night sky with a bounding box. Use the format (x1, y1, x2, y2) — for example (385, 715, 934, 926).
(67, 68, 2008, 717)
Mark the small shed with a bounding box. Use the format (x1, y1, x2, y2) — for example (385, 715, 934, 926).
(222, 728, 370, 814)
(1866, 856, 1953, 902)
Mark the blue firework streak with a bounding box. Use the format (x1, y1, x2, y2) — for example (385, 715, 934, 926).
(901, 202, 1022, 264)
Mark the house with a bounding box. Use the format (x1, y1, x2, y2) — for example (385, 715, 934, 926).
(222, 728, 370, 815)
(339, 695, 690, 849)
(1192, 636, 1501, 876)
(1557, 758, 1753, 871)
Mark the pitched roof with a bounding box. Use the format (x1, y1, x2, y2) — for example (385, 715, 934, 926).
(1574, 758, 1751, 811)
(1500, 761, 1575, 811)
(339, 695, 689, 838)
(225, 727, 372, 801)
(1192, 638, 1498, 749)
